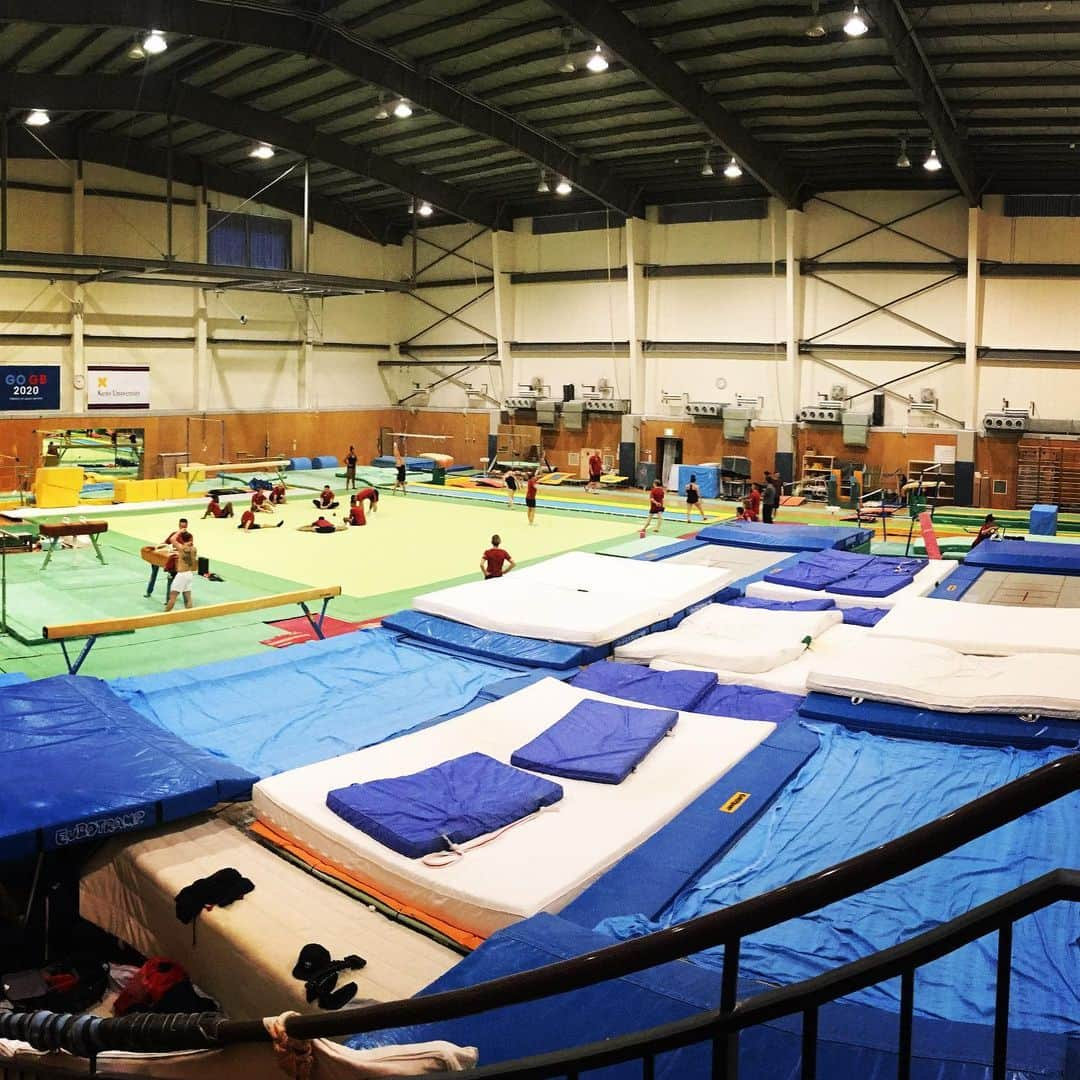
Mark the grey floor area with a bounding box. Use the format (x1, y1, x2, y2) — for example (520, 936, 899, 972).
(961, 570, 1080, 607)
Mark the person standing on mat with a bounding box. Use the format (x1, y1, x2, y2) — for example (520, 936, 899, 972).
(164, 532, 197, 612)
(481, 535, 514, 579)
(766, 471, 781, 520)
(762, 475, 778, 525)
(344, 445, 358, 490)
(505, 469, 518, 508)
(745, 484, 761, 522)
(525, 471, 539, 525)
(587, 450, 602, 492)
(393, 441, 408, 496)
(146, 517, 189, 597)
(203, 493, 235, 519)
(239, 508, 284, 531)
(684, 474, 706, 523)
(647, 480, 666, 533)
(312, 484, 339, 510)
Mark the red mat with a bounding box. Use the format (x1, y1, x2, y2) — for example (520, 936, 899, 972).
(259, 614, 375, 648)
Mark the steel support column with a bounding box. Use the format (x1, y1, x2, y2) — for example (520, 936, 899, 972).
(785, 208, 802, 421)
(964, 207, 981, 429)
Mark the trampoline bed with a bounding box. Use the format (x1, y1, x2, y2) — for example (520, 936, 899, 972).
(806, 637, 1080, 718)
(872, 596, 1080, 655)
(413, 552, 733, 647)
(251, 677, 774, 944)
(613, 604, 841, 672)
(746, 557, 955, 610)
(640, 541, 792, 578)
(0, 676, 252, 862)
(958, 570, 1080, 608)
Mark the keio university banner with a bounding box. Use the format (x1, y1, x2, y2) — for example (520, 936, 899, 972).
(87, 365, 150, 410)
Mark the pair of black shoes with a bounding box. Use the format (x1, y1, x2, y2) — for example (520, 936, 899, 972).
(292, 944, 366, 1010)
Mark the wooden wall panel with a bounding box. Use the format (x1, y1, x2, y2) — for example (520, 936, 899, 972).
(975, 434, 1020, 510)
(639, 420, 777, 482)
(542, 417, 623, 471)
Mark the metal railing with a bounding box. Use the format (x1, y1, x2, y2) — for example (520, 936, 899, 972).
(0, 754, 1075, 1079)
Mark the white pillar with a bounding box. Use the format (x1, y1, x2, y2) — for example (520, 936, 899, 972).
(71, 175, 86, 413)
(491, 228, 515, 404)
(964, 206, 981, 429)
(785, 208, 803, 422)
(625, 217, 649, 414)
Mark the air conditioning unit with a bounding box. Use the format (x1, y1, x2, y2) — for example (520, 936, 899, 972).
(983, 412, 1028, 432)
(798, 405, 842, 423)
(842, 412, 872, 447)
(583, 398, 630, 413)
(686, 401, 724, 418)
(722, 407, 754, 442)
(505, 396, 539, 410)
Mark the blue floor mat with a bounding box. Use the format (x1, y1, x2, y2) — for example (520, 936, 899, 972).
(0, 675, 253, 861)
(111, 629, 530, 778)
(597, 723, 1079, 1034)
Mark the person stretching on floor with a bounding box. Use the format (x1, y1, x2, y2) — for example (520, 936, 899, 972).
(203, 493, 235, 519)
(970, 514, 998, 548)
(647, 481, 666, 533)
(251, 488, 273, 514)
(239, 508, 284, 531)
(344, 444, 358, 490)
(269, 481, 287, 505)
(299, 516, 346, 534)
(312, 485, 339, 510)
(393, 441, 408, 496)
(164, 532, 197, 611)
(684, 474, 706, 523)
(345, 494, 367, 527)
(481, 534, 514, 580)
(525, 471, 539, 525)
(356, 486, 379, 514)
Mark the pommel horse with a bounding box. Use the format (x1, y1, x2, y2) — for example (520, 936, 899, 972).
(39, 520, 108, 570)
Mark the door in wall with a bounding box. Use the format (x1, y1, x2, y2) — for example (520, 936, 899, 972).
(656, 437, 683, 489)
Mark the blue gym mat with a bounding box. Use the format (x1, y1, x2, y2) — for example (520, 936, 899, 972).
(112, 629, 537, 778)
(964, 537, 1080, 575)
(570, 664, 716, 710)
(698, 522, 873, 552)
(597, 723, 1079, 1035)
(0, 675, 253, 861)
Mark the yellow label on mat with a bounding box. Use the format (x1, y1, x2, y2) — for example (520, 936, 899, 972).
(720, 791, 750, 813)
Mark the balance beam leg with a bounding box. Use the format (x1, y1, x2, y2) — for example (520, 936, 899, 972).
(298, 599, 330, 640)
(41, 537, 58, 571)
(60, 636, 98, 675)
(90, 534, 107, 566)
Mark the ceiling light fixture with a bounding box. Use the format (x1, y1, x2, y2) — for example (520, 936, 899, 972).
(701, 148, 714, 177)
(24, 109, 50, 127)
(555, 175, 572, 195)
(417, 201, 434, 217)
(896, 136, 911, 169)
(844, 3, 868, 36)
(127, 41, 147, 60)
(393, 98, 413, 119)
(723, 156, 743, 179)
(805, 0, 827, 38)
(537, 170, 551, 194)
(586, 45, 609, 73)
(923, 141, 942, 172)
(249, 142, 275, 160)
(374, 93, 389, 121)
(558, 27, 576, 73)
(143, 29, 168, 55)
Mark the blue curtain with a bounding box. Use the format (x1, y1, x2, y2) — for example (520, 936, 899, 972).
(249, 217, 291, 270)
(207, 211, 291, 269)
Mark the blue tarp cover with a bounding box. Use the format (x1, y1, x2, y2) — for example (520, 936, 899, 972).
(570, 664, 716, 710)
(798, 691, 1080, 749)
(112, 629, 524, 778)
(381, 610, 605, 669)
(598, 723, 1080, 1035)
(840, 606, 887, 627)
(0, 675, 253, 861)
(697, 522, 872, 552)
(511, 700, 678, 784)
(694, 683, 805, 723)
(350, 911, 1069, 1079)
(964, 537, 1080, 574)
(764, 550, 876, 589)
(725, 596, 837, 613)
(327, 752, 564, 859)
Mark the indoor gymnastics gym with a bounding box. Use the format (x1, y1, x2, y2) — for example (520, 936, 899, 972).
(0, 3, 1076, 1079)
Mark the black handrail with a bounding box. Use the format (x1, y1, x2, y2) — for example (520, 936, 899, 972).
(404, 870, 1080, 1080)
(0, 754, 1075, 1057)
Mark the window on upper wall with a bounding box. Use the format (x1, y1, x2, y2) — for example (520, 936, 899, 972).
(207, 210, 292, 269)
(1003, 195, 1080, 218)
(657, 198, 768, 224)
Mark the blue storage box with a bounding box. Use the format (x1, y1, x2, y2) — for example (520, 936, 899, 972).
(1028, 504, 1057, 536)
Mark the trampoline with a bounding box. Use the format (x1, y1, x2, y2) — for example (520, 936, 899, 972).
(697, 522, 872, 553)
(0, 675, 252, 861)
(963, 537, 1080, 575)
(251, 677, 774, 943)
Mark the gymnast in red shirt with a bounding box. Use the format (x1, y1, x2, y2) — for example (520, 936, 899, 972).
(238, 508, 283, 531)
(346, 494, 367, 526)
(251, 489, 273, 513)
(480, 534, 514, 579)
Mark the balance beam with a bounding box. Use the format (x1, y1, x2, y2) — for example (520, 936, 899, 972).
(178, 459, 290, 477)
(44, 585, 342, 673)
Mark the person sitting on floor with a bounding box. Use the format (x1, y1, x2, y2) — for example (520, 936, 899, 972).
(239, 508, 284, 531)
(251, 488, 274, 513)
(269, 481, 287, 505)
(345, 494, 367, 527)
(733, 504, 748, 522)
(312, 485, 339, 510)
(300, 516, 346, 534)
(203, 493, 235, 519)
(970, 513, 998, 548)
